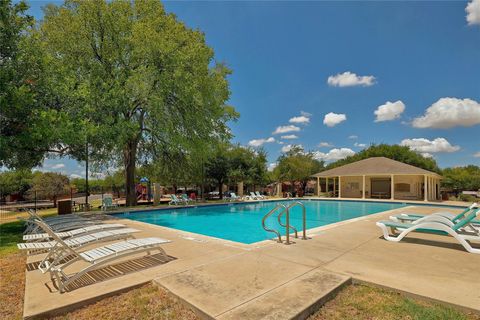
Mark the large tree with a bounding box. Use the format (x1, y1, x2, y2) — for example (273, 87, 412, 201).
(28, 172, 70, 207)
(327, 144, 441, 173)
(273, 145, 324, 194)
(36, 0, 238, 205)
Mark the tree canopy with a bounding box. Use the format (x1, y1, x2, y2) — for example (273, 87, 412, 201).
(442, 165, 480, 191)
(272, 145, 325, 193)
(327, 144, 441, 173)
(4, 0, 238, 205)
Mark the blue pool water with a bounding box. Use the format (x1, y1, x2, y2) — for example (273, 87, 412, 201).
(114, 200, 406, 244)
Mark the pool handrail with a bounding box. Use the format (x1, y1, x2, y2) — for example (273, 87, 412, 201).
(262, 203, 286, 243)
(277, 201, 308, 242)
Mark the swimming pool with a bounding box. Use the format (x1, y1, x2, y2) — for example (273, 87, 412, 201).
(115, 200, 408, 244)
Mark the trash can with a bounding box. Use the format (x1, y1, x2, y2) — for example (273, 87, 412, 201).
(57, 199, 72, 215)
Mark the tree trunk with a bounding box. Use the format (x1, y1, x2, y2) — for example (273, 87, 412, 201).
(124, 140, 138, 207)
(219, 182, 223, 200)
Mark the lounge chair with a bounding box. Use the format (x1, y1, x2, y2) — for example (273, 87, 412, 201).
(101, 196, 119, 211)
(229, 193, 242, 202)
(22, 210, 103, 234)
(376, 208, 480, 254)
(18, 225, 140, 273)
(390, 203, 479, 225)
(31, 219, 171, 293)
(249, 192, 259, 200)
(181, 194, 194, 204)
(23, 223, 127, 241)
(169, 194, 185, 205)
(255, 191, 266, 200)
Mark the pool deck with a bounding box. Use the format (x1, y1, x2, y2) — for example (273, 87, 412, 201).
(22, 202, 480, 319)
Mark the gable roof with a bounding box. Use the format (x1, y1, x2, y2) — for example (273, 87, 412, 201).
(312, 157, 441, 178)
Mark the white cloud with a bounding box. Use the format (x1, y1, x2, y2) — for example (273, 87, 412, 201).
(474, 152, 480, 158)
(313, 148, 355, 162)
(318, 142, 333, 148)
(70, 173, 82, 179)
(327, 71, 376, 87)
(412, 97, 480, 129)
(400, 138, 460, 157)
(248, 137, 275, 147)
(281, 144, 293, 153)
(273, 125, 301, 135)
(51, 163, 65, 169)
(323, 112, 347, 127)
(354, 142, 367, 148)
(268, 163, 277, 172)
(281, 134, 298, 139)
(466, 0, 480, 25)
(289, 115, 310, 124)
(374, 100, 406, 122)
(348, 135, 358, 139)
(301, 111, 312, 117)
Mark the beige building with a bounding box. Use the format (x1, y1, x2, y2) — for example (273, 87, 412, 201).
(312, 157, 442, 201)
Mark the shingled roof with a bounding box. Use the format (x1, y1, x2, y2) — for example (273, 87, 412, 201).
(312, 157, 441, 178)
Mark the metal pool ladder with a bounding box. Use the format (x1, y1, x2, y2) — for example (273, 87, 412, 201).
(261, 201, 308, 245)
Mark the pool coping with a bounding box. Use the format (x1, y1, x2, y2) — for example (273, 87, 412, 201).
(107, 199, 469, 247)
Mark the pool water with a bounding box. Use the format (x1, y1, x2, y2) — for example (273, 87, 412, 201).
(114, 200, 406, 244)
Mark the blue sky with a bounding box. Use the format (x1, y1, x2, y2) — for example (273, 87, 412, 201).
(24, 0, 480, 178)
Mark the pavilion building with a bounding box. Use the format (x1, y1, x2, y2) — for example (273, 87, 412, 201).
(312, 157, 442, 201)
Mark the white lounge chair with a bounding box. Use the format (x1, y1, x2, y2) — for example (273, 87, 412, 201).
(229, 193, 242, 202)
(19, 226, 140, 272)
(249, 192, 259, 200)
(390, 203, 479, 225)
(23, 223, 126, 241)
(255, 191, 266, 200)
(22, 210, 103, 234)
(376, 208, 480, 254)
(32, 219, 171, 293)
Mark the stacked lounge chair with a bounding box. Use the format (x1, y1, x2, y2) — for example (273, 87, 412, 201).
(376, 205, 480, 254)
(19, 211, 171, 293)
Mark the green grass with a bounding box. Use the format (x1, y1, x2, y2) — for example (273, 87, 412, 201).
(0, 221, 24, 257)
(310, 284, 479, 320)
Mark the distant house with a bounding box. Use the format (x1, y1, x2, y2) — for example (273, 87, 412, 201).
(312, 157, 442, 201)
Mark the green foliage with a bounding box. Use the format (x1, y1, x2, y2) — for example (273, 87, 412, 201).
(0, 169, 33, 196)
(273, 145, 324, 191)
(33, 0, 238, 205)
(442, 165, 480, 191)
(28, 172, 70, 204)
(328, 144, 441, 173)
(0, 220, 23, 256)
(204, 144, 268, 198)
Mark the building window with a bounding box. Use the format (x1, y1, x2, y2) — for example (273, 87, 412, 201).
(395, 183, 410, 192)
(347, 182, 359, 190)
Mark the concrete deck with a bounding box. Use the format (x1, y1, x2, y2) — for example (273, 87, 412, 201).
(22, 203, 480, 319)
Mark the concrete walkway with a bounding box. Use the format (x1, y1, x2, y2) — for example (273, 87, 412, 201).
(22, 204, 480, 319)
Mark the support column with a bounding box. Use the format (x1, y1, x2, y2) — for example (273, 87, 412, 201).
(391, 175, 394, 200)
(326, 177, 329, 194)
(338, 176, 342, 198)
(424, 175, 428, 201)
(316, 177, 320, 197)
(362, 175, 366, 199)
(333, 178, 336, 197)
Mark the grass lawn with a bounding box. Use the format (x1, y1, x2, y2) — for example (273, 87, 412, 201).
(1, 214, 479, 320)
